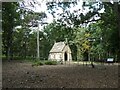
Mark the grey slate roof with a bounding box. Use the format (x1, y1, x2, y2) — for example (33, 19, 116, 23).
(50, 42, 66, 53)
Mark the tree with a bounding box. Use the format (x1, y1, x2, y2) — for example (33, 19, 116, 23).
(43, 20, 77, 60)
(98, 2, 120, 61)
(2, 1, 48, 60)
(2, 2, 20, 60)
(45, 1, 104, 61)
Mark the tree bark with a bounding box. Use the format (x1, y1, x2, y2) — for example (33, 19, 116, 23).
(6, 29, 13, 61)
(114, 3, 120, 62)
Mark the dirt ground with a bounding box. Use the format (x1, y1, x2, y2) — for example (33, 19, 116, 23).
(2, 60, 119, 88)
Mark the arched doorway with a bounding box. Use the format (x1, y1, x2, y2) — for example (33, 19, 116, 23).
(64, 52, 68, 61)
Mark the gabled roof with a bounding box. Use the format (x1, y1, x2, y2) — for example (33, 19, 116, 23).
(50, 42, 66, 53)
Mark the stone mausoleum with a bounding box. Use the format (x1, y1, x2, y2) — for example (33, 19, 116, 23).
(48, 42, 72, 62)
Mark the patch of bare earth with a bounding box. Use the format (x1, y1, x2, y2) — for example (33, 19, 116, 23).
(2, 60, 118, 88)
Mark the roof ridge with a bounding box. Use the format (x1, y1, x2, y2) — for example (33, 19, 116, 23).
(50, 41, 66, 53)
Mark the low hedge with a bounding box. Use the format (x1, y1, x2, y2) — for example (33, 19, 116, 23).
(32, 60, 58, 66)
(32, 61, 44, 66)
(44, 61, 57, 65)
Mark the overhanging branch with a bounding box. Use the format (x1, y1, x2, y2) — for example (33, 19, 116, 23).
(84, 18, 101, 24)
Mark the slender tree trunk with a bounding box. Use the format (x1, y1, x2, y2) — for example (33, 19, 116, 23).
(7, 47, 10, 61)
(98, 53, 100, 60)
(7, 45, 13, 61)
(10, 47, 13, 60)
(24, 41, 26, 59)
(114, 3, 120, 62)
(37, 29, 40, 60)
(10, 39, 13, 60)
(6, 30, 13, 61)
(118, 5, 120, 62)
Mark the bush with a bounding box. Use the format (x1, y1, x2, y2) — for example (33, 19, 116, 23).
(44, 61, 57, 65)
(32, 61, 44, 66)
(32, 60, 58, 66)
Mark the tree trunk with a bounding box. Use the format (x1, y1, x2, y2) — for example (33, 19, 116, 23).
(118, 5, 120, 62)
(24, 42, 27, 59)
(7, 47, 10, 61)
(114, 3, 120, 62)
(6, 33, 13, 61)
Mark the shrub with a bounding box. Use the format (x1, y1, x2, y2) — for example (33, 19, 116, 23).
(32, 61, 44, 66)
(44, 61, 57, 65)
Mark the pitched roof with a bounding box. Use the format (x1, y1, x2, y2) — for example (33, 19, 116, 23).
(50, 42, 66, 53)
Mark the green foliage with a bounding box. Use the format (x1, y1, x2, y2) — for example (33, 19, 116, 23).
(2, 2, 20, 60)
(32, 61, 44, 66)
(43, 21, 77, 60)
(2, 2, 48, 60)
(98, 3, 119, 61)
(2, 1, 120, 62)
(32, 60, 58, 66)
(73, 27, 90, 60)
(44, 61, 57, 65)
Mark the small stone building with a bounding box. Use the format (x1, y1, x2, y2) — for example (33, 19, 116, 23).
(48, 42, 72, 62)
